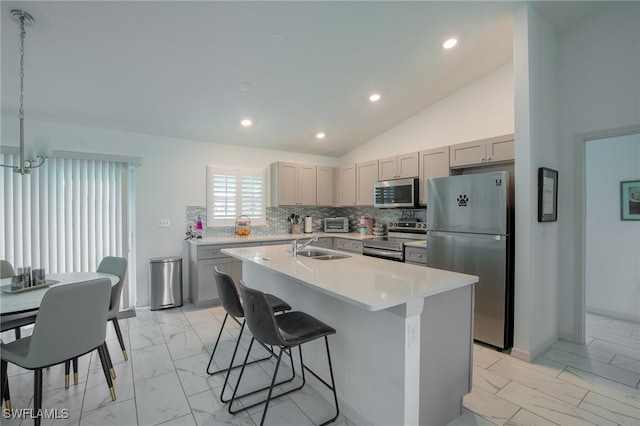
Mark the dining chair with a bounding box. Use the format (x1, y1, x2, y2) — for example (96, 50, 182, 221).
(0, 260, 14, 278)
(66, 256, 127, 386)
(0, 278, 115, 426)
(98, 256, 129, 362)
(0, 260, 38, 341)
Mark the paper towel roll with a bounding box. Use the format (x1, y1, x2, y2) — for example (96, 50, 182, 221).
(304, 216, 313, 233)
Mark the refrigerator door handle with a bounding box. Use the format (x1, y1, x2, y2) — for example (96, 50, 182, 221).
(428, 230, 507, 241)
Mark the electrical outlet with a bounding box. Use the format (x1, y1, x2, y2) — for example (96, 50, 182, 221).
(157, 218, 171, 228)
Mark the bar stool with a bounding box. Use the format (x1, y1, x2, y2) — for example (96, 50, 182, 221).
(230, 281, 339, 426)
(206, 267, 295, 402)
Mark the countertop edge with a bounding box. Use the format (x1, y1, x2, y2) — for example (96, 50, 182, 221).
(222, 247, 476, 312)
(186, 232, 380, 246)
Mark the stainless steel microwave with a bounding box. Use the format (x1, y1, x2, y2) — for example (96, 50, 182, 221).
(324, 217, 349, 233)
(374, 178, 419, 208)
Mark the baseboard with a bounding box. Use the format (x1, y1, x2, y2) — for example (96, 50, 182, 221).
(117, 308, 136, 319)
(510, 333, 558, 362)
(587, 306, 640, 324)
(509, 347, 531, 362)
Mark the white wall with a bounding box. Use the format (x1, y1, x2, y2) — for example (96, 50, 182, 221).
(341, 64, 514, 164)
(512, 4, 560, 361)
(557, 3, 640, 340)
(0, 118, 339, 306)
(586, 134, 640, 322)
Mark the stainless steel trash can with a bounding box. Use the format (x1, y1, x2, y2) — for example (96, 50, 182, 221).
(149, 256, 183, 310)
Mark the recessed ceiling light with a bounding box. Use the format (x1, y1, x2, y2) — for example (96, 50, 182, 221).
(369, 93, 381, 102)
(240, 119, 252, 127)
(238, 82, 252, 91)
(443, 38, 458, 50)
(269, 33, 284, 45)
(316, 132, 326, 139)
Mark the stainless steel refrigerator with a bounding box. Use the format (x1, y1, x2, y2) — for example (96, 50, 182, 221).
(426, 171, 514, 350)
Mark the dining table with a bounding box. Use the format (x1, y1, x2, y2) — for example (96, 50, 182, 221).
(0, 272, 119, 316)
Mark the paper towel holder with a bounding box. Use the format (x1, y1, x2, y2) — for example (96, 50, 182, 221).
(304, 215, 313, 233)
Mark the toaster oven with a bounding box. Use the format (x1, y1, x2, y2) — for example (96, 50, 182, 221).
(324, 217, 349, 233)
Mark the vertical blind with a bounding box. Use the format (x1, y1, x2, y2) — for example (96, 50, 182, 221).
(1, 152, 134, 308)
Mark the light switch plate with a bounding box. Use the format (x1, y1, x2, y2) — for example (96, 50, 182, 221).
(157, 218, 171, 228)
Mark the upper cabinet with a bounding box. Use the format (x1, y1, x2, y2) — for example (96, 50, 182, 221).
(449, 134, 515, 168)
(316, 166, 335, 206)
(378, 152, 419, 180)
(418, 146, 450, 205)
(356, 160, 378, 206)
(338, 164, 357, 206)
(270, 162, 317, 206)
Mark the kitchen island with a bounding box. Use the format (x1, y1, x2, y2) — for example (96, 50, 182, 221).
(222, 244, 478, 426)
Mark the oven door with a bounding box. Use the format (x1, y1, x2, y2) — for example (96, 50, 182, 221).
(362, 247, 404, 262)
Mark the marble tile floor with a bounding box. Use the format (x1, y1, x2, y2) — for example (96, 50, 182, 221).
(1, 308, 638, 426)
(451, 312, 640, 426)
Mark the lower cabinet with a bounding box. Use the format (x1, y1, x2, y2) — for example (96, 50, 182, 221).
(334, 238, 363, 253)
(404, 246, 427, 266)
(194, 257, 227, 306)
(312, 237, 333, 249)
(188, 243, 247, 307)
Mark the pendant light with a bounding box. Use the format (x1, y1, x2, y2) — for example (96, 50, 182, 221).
(0, 10, 47, 175)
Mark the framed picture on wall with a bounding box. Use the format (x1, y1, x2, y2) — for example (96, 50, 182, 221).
(538, 167, 558, 222)
(620, 180, 640, 220)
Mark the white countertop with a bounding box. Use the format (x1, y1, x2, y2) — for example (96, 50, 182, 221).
(186, 232, 372, 246)
(222, 245, 477, 311)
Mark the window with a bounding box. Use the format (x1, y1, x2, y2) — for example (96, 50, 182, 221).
(1, 150, 137, 310)
(207, 166, 266, 226)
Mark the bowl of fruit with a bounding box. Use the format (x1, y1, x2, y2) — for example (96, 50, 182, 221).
(235, 215, 251, 237)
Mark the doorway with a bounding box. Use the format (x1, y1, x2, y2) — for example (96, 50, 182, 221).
(579, 127, 640, 343)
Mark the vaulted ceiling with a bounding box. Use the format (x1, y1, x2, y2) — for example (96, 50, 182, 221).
(0, 1, 602, 157)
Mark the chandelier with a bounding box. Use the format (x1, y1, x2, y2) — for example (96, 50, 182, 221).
(0, 10, 47, 175)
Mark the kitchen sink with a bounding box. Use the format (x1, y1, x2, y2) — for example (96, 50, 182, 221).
(297, 250, 351, 260)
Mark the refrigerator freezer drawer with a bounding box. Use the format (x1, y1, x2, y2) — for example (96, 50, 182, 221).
(427, 231, 512, 349)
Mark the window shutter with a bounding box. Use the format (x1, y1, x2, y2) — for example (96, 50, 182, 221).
(207, 167, 266, 226)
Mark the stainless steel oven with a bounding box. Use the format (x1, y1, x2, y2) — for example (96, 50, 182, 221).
(362, 219, 426, 261)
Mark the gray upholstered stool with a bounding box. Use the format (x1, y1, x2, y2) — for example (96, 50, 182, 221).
(229, 281, 339, 426)
(206, 267, 295, 402)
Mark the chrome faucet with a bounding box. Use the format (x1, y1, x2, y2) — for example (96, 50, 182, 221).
(291, 235, 318, 256)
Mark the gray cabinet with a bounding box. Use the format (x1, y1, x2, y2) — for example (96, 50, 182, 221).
(316, 166, 335, 206)
(312, 237, 333, 249)
(188, 242, 254, 307)
(356, 160, 378, 206)
(449, 134, 514, 168)
(378, 152, 419, 180)
(419, 146, 450, 205)
(334, 238, 362, 253)
(338, 164, 357, 206)
(270, 162, 317, 206)
(405, 246, 427, 266)
(188, 244, 231, 307)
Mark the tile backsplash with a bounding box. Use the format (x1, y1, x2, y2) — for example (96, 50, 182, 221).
(185, 206, 426, 238)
